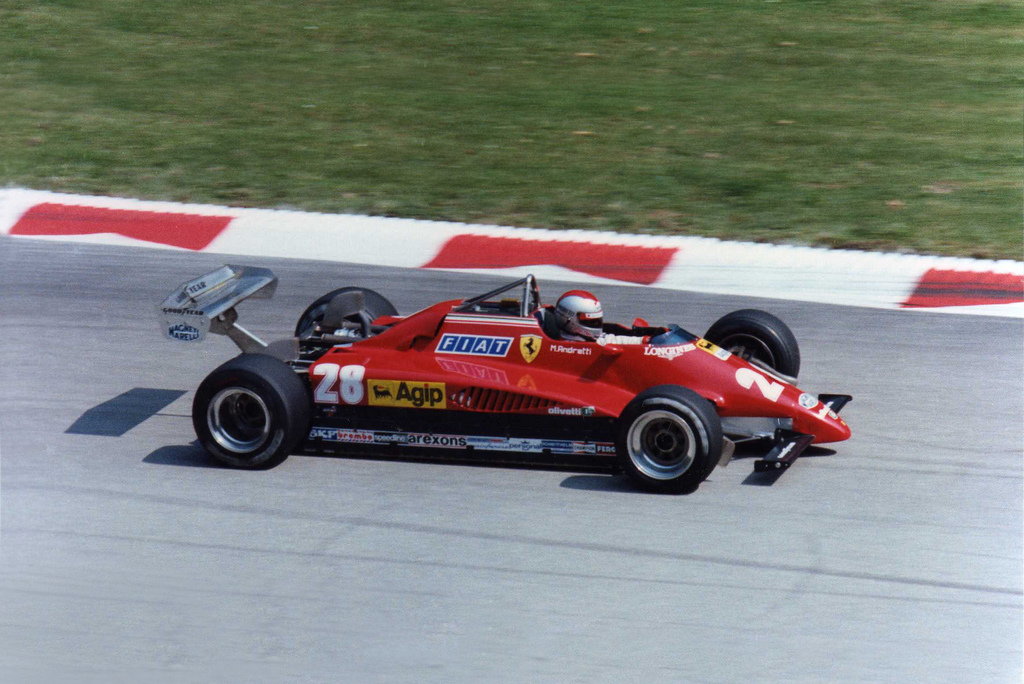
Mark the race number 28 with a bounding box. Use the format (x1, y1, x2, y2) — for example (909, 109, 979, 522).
(312, 364, 365, 404)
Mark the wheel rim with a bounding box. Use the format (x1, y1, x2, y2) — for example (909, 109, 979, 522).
(627, 410, 697, 480)
(207, 388, 271, 454)
(719, 333, 776, 368)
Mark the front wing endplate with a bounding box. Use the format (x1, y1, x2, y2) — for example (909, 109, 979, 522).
(753, 429, 815, 473)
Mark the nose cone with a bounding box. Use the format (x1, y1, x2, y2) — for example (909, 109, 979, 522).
(816, 414, 852, 444)
(792, 400, 851, 444)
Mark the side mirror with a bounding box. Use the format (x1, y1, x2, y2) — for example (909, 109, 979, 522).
(598, 343, 623, 356)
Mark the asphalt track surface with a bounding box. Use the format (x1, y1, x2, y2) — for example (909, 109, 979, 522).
(1, 238, 1020, 684)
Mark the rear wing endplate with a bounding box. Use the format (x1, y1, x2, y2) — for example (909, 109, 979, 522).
(158, 265, 277, 352)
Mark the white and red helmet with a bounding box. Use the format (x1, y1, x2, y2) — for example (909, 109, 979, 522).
(554, 290, 603, 341)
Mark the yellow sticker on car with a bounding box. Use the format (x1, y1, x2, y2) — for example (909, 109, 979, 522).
(519, 335, 542, 363)
(367, 380, 446, 409)
(696, 338, 732, 360)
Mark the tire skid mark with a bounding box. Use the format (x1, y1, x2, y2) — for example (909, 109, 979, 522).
(5, 527, 1020, 610)
(9, 483, 1021, 599)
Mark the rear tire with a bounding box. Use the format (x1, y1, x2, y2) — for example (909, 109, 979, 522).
(704, 309, 800, 379)
(295, 287, 398, 337)
(616, 385, 723, 493)
(193, 354, 311, 469)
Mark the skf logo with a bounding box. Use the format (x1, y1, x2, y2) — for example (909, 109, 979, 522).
(368, 380, 447, 409)
(519, 335, 542, 363)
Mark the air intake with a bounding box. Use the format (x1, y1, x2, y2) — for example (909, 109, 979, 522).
(449, 387, 556, 412)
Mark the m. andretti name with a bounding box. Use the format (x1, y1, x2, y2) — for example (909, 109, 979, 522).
(550, 344, 592, 356)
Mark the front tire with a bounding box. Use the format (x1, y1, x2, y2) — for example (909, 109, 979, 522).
(704, 309, 800, 379)
(617, 386, 723, 493)
(193, 354, 311, 469)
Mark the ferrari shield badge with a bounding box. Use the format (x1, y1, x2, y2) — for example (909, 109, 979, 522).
(519, 335, 542, 363)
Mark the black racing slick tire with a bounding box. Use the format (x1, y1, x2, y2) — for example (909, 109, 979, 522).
(294, 287, 398, 337)
(616, 386, 723, 494)
(192, 354, 311, 469)
(704, 309, 800, 379)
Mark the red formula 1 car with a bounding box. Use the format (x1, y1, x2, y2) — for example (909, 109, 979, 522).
(159, 266, 851, 492)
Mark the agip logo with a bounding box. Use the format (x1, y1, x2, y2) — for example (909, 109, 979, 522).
(367, 380, 447, 409)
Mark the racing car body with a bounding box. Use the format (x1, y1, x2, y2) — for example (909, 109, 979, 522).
(159, 266, 851, 492)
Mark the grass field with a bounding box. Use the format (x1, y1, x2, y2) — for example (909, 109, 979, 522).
(1, 1, 1021, 258)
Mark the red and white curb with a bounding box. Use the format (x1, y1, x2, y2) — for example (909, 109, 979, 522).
(1, 188, 1021, 317)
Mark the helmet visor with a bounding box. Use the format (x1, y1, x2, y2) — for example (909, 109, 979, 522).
(577, 311, 603, 334)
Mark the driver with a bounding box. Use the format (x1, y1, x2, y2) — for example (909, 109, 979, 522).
(553, 290, 647, 345)
(554, 290, 604, 341)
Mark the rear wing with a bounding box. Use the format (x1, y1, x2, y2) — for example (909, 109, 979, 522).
(158, 265, 277, 353)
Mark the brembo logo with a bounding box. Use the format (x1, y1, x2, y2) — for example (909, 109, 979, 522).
(367, 380, 447, 409)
